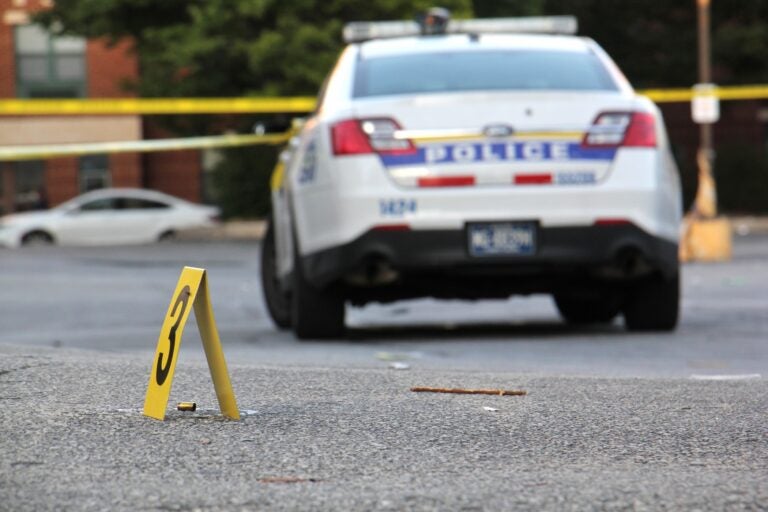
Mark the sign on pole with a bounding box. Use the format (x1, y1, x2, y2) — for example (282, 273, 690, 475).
(692, 83, 720, 124)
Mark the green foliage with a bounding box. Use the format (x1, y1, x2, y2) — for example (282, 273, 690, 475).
(714, 145, 768, 214)
(210, 145, 277, 218)
(37, 0, 473, 98)
(473, 0, 543, 18)
(475, 0, 768, 88)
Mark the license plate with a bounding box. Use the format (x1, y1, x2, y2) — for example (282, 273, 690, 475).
(467, 222, 536, 257)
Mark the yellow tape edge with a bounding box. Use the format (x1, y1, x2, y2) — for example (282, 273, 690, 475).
(0, 132, 291, 161)
(0, 97, 318, 115)
(642, 85, 768, 102)
(408, 131, 582, 144)
(3, 86, 768, 115)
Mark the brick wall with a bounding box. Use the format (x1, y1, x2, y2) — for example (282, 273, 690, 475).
(144, 149, 202, 203)
(110, 152, 142, 187)
(142, 122, 202, 203)
(45, 157, 78, 205)
(86, 38, 138, 98)
(0, 2, 14, 98)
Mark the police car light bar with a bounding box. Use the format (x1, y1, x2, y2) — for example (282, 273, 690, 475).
(343, 16, 578, 43)
(343, 20, 421, 43)
(452, 16, 578, 36)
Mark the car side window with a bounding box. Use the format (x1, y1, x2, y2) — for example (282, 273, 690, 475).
(120, 198, 170, 210)
(78, 198, 116, 211)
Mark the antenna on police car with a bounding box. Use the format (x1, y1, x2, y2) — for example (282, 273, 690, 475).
(343, 10, 577, 43)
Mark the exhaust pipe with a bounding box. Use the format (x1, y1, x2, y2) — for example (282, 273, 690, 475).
(346, 255, 400, 286)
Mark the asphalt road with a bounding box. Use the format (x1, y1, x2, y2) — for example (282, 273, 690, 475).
(1, 234, 767, 510)
(0, 234, 766, 378)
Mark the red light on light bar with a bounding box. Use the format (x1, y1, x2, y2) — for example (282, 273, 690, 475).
(514, 173, 552, 185)
(417, 176, 475, 187)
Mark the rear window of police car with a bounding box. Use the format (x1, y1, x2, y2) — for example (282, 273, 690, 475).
(353, 49, 619, 98)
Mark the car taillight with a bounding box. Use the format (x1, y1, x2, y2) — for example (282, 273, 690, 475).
(331, 118, 416, 156)
(582, 112, 657, 148)
(331, 119, 373, 155)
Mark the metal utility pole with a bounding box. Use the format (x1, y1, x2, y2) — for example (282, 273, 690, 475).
(694, 0, 717, 218)
(697, 0, 712, 154)
(681, 0, 731, 262)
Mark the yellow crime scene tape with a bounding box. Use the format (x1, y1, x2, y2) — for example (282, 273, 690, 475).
(0, 97, 317, 115)
(2, 85, 768, 160)
(642, 84, 768, 102)
(1, 86, 767, 117)
(0, 132, 291, 161)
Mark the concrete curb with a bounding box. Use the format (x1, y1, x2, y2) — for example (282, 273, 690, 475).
(730, 216, 768, 235)
(177, 219, 267, 241)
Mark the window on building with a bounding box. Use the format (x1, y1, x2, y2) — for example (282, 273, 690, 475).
(15, 24, 86, 98)
(79, 155, 110, 192)
(14, 160, 47, 211)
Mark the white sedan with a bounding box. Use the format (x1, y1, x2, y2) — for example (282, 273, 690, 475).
(0, 188, 220, 248)
(262, 13, 683, 338)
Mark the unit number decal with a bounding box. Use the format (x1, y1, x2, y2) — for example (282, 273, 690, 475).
(379, 198, 417, 217)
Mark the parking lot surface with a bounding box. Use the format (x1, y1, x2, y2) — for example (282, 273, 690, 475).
(1, 233, 767, 510)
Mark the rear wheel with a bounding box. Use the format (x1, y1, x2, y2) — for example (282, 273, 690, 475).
(623, 273, 680, 332)
(21, 230, 54, 247)
(260, 221, 291, 329)
(292, 246, 345, 340)
(158, 230, 176, 242)
(554, 292, 622, 325)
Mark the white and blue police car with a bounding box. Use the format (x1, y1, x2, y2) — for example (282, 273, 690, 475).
(261, 11, 682, 339)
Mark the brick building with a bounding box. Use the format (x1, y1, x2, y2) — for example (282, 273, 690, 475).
(0, 0, 203, 215)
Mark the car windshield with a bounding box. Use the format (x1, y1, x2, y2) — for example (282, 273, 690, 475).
(353, 49, 619, 98)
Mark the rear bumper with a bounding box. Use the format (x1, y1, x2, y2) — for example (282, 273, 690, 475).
(300, 223, 678, 302)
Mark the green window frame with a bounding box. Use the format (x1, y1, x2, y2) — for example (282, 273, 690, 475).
(15, 24, 86, 98)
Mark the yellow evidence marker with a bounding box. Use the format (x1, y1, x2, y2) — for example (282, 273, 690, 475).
(143, 266, 240, 421)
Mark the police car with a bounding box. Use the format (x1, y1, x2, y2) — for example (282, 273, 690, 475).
(261, 11, 682, 339)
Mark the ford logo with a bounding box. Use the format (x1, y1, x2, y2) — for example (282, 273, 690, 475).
(483, 124, 514, 138)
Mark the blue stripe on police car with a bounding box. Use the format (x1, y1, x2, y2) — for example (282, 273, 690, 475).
(380, 141, 616, 167)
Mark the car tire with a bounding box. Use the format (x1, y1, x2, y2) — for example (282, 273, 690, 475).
(260, 221, 292, 329)
(623, 273, 680, 332)
(158, 230, 176, 242)
(21, 230, 54, 246)
(554, 292, 622, 325)
(291, 245, 345, 340)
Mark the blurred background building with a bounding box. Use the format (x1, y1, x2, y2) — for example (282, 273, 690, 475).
(0, 0, 203, 214)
